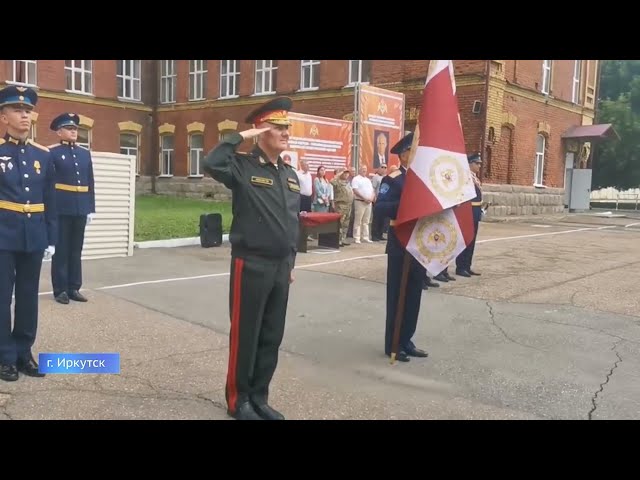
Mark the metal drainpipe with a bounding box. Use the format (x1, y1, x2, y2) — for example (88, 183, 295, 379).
(149, 60, 160, 194)
(480, 60, 491, 178)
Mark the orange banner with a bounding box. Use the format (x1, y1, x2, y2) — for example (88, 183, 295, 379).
(284, 112, 352, 180)
(357, 84, 405, 173)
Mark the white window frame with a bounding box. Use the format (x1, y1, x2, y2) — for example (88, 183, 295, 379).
(117, 60, 142, 101)
(347, 60, 370, 85)
(541, 60, 552, 95)
(120, 133, 140, 174)
(11, 60, 37, 86)
(254, 60, 277, 95)
(189, 60, 207, 101)
(160, 134, 174, 176)
(160, 60, 176, 104)
(534, 134, 545, 186)
(220, 60, 239, 98)
(572, 60, 582, 104)
(64, 60, 93, 95)
(76, 128, 91, 150)
(189, 133, 204, 177)
(300, 60, 320, 90)
(28, 123, 36, 142)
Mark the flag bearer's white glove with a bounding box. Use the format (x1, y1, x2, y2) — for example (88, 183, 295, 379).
(87, 213, 95, 225)
(44, 246, 55, 260)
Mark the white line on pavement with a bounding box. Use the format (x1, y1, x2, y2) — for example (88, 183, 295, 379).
(35, 225, 616, 296)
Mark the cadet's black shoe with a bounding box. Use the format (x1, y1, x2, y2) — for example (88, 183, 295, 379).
(252, 402, 285, 420)
(386, 351, 410, 362)
(434, 273, 449, 282)
(228, 401, 264, 420)
(0, 364, 18, 382)
(426, 277, 440, 287)
(469, 270, 481, 276)
(68, 290, 88, 302)
(444, 272, 456, 281)
(406, 346, 429, 358)
(17, 355, 45, 378)
(456, 270, 471, 277)
(55, 292, 69, 304)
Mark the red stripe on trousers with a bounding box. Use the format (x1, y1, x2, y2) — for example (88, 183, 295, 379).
(227, 257, 244, 413)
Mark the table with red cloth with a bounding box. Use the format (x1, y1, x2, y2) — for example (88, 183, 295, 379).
(298, 212, 342, 253)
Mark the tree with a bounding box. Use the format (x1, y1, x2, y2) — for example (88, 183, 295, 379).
(593, 61, 640, 190)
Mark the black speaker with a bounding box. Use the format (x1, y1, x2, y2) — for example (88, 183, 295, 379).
(199, 213, 223, 248)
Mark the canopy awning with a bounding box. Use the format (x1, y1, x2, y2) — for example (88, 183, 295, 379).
(561, 123, 620, 141)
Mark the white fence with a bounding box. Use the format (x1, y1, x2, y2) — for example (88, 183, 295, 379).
(82, 151, 137, 259)
(590, 187, 640, 210)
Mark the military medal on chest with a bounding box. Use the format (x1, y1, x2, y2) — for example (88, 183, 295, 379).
(34, 160, 41, 174)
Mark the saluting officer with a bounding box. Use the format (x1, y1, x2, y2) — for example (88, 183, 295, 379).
(456, 153, 483, 277)
(374, 132, 428, 362)
(0, 85, 57, 382)
(48, 113, 95, 304)
(202, 97, 300, 420)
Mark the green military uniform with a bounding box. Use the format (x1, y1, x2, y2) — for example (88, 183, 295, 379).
(330, 169, 354, 246)
(203, 97, 300, 421)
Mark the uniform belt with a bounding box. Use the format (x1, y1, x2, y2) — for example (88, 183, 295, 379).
(0, 200, 45, 213)
(56, 183, 89, 192)
(472, 202, 483, 207)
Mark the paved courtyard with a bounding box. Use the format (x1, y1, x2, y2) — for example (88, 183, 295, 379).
(1, 212, 639, 420)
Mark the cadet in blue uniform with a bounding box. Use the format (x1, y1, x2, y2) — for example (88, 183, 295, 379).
(374, 132, 428, 362)
(456, 153, 483, 277)
(48, 113, 95, 304)
(202, 97, 300, 420)
(0, 85, 57, 382)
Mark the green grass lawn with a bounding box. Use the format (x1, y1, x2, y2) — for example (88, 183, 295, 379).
(134, 194, 232, 242)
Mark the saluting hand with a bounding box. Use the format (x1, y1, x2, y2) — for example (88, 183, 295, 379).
(240, 127, 271, 139)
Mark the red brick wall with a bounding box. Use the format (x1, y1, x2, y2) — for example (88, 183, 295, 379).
(493, 95, 581, 188)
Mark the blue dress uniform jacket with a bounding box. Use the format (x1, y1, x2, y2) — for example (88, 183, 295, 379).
(373, 166, 426, 357)
(0, 135, 57, 252)
(49, 141, 95, 216)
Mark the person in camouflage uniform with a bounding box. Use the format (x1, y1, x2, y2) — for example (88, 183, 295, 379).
(331, 168, 354, 247)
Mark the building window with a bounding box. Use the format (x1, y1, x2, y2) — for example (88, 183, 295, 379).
(117, 60, 141, 101)
(348, 60, 371, 85)
(534, 134, 545, 186)
(255, 60, 277, 95)
(300, 60, 320, 90)
(65, 60, 92, 94)
(120, 133, 140, 174)
(160, 60, 176, 104)
(189, 133, 204, 176)
(541, 60, 552, 95)
(12, 60, 37, 86)
(189, 60, 207, 101)
(160, 135, 174, 176)
(28, 123, 36, 142)
(77, 128, 91, 150)
(220, 60, 239, 98)
(572, 60, 582, 104)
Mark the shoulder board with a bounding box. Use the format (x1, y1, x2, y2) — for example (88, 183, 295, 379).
(388, 170, 402, 178)
(0, 138, 5, 145)
(27, 140, 50, 152)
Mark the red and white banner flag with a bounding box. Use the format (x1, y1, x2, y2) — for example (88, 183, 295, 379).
(394, 60, 476, 276)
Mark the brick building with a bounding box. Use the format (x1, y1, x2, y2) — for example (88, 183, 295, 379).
(0, 60, 606, 214)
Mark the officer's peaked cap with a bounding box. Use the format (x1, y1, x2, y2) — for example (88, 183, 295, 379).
(468, 152, 482, 163)
(50, 112, 80, 131)
(0, 85, 38, 109)
(390, 132, 414, 155)
(245, 96, 293, 126)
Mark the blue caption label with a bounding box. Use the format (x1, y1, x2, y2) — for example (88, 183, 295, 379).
(38, 353, 120, 374)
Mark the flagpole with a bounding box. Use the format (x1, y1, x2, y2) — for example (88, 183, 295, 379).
(389, 61, 429, 364)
